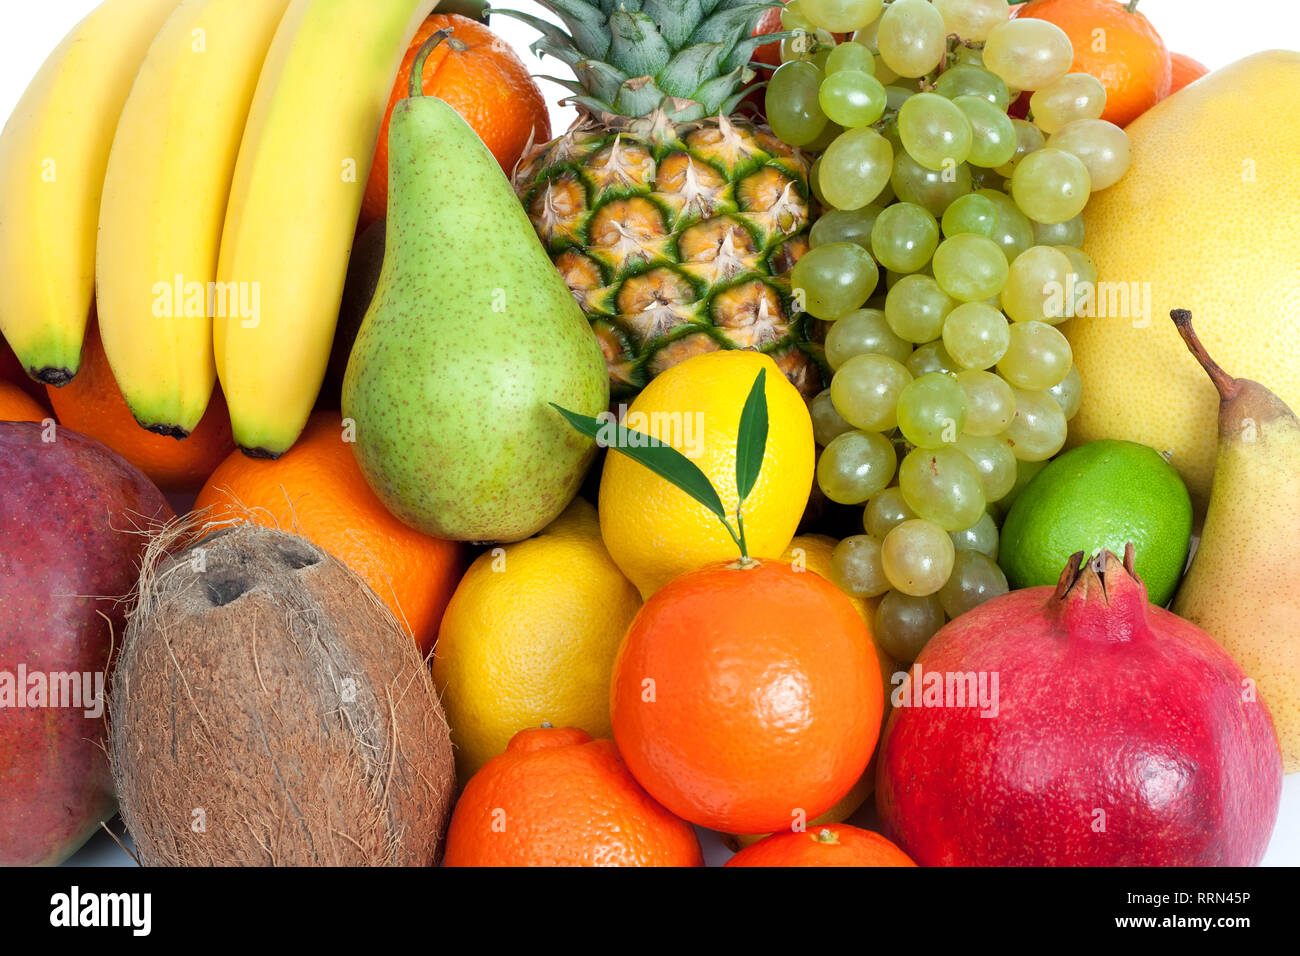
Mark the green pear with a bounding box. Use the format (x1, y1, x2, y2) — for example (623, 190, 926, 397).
(342, 36, 607, 543)
(1170, 310, 1300, 773)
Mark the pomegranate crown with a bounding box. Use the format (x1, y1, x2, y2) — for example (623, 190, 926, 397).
(1054, 544, 1152, 644)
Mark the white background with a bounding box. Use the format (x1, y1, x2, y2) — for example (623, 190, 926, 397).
(2, 0, 1298, 867)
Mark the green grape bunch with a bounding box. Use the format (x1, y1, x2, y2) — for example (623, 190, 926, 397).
(764, 0, 1133, 661)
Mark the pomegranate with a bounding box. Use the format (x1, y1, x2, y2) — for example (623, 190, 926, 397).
(877, 547, 1282, 866)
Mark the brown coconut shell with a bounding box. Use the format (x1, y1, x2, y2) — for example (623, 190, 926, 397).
(109, 523, 455, 866)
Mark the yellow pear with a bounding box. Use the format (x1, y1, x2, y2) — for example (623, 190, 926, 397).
(1170, 310, 1300, 774)
(1065, 50, 1300, 511)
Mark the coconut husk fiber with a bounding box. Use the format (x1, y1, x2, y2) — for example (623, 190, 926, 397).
(109, 522, 455, 866)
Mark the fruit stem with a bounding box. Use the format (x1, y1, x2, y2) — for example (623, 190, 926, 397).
(409, 28, 455, 100)
(1125, 0, 1141, 13)
(1170, 309, 1242, 403)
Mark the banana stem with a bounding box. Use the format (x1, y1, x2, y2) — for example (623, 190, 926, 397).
(1170, 309, 1242, 403)
(409, 28, 455, 100)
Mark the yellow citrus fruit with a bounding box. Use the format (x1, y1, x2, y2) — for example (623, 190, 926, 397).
(431, 498, 641, 783)
(1067, 51, 1300, 510)
(599, 351, 815, 597)
(723, 534, 895, 851)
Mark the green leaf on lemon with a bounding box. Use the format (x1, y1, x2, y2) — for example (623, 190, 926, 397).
(734, 368, 768, 507)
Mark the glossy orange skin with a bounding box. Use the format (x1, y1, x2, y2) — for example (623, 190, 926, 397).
(725, 823, 917, 867)
(360, 14, 551, 228)
(1169, 52, 1209, 94)
(611, 559, 882, 835)
(195, 411, 463, 657)
(1014, 0, 1171, 127)
(444, 727, 703, 867)
(46, 320, 233, 492)
(0, 381, 48, 422)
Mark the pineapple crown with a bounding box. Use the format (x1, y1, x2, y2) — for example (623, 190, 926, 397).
(496, 0, 784, 121)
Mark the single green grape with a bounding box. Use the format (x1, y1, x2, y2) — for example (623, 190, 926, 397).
(825, 40, 876, 75)
(1048, 118, 1132, 191)
(906, 339, 960, 377)
(885, 274, 955, 342)
(803, 0, 884, 32)
(877, 0, 947, 78)
(830, 353, 913, 432)
(896, 372, 968, 448)
(954, 433, 1017, 502)
(791, 241, 879, 319)
(993, 119, 1045, 178)
(825, 308, 913, 367)
(932, 0, 1009, 42)
(942, 301, 1010, 369)
(808, 155, 829, 206)
(941, 193, 998, 238)
(899, 445, 987, 531)
(981, 18, 1073, 90)
(817, 429, 899, 503)
(976, 187, 1035, 263)
(997, 320, 1073, 390)
(1011, 148, 1091, 224)
(819, 70, 889, 127)
(874, 590, 946, 661)
(882, 518, 956, 596)
(938, 549, 1009, 618)
(810, 388, 855, 445)
(1032, 214, 1084, 247)
(949, 510, 999, 560)
(1030, 72, 1106, 134)
(955, 368, 1015, 436)
(931, 234, 1009, 302)
(864, 485, 917, 538)
(898, 92, 973, 170)
(830, 533, 892, 598)
(1004, 388, 1067, 461)
(934, 64, 1010, 109)
(821, 127, 895, 210)
(781, 0, 814, 32)
(853, 21, 901, 83)
(766, 61, 828, 146)
(810, 205, 883, 249)
(871, 201, 940, 273)
(952, 95, 1017, 168)
(1001, 244, 1075, 324)
(891, 151, 972, 216)
(1046, 364, 1083, 420)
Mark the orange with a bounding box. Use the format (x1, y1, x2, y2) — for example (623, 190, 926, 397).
(611, 558, 883, 835)
(725, 824, 917, 867)
(0, 381, 48, 423)
(195, 411, 462, 657)
(1169, 52, 1209, 94)
(360, 14, 551, 228)
(443, 726, 703, 867)
(1014, 0, 1171, 127)
(46, 320, 233, 492)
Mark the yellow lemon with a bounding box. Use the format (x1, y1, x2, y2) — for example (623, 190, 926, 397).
(599, 351, 815, 598)
(431, 498, 641, 783)
(1067, 51, 1300, 510)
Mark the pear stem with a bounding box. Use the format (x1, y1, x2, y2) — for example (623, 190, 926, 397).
(1170, 309, 1242, 403)
(409, 28, 455, 100)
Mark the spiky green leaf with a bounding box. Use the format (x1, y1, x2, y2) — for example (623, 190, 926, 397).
(724, 31, 786, 72)
(551, 405, 727, 520)
(530, 0, 611, 59)
(689, 63, 748, 114)
(656, 42, 726, 99)
(612, 74, 670, 116)
(642, 0, 706, 48)
(609, 10, 672, 78)
(574, 59, 630, 104)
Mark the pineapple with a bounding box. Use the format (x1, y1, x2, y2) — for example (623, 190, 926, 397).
(508, 0, 825, 399)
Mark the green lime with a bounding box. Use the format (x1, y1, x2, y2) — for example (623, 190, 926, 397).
(998, 439, 1192, 605)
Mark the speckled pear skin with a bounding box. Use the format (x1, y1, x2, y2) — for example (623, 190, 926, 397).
(342, 93, 608, 543)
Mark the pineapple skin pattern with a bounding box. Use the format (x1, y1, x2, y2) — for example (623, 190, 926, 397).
(507, 0, 826, 400)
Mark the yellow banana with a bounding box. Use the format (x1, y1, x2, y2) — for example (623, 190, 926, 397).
(0, 0, 181, 384)
(214, 0, 437, 456)
(96, 0, 293, 436)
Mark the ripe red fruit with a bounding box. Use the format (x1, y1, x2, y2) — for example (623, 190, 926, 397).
(877, 547, 1282, 866)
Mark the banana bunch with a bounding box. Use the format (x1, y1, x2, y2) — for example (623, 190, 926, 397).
(0, 0, 436, 451)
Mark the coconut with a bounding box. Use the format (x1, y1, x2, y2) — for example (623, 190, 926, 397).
(109, 523, 455, 866)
